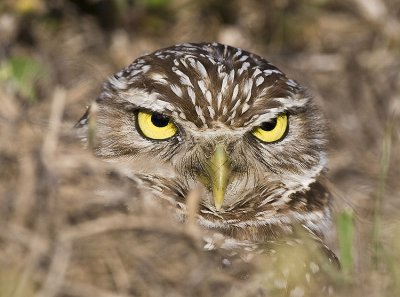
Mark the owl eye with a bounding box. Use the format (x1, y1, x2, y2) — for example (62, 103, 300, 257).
(137, 111, 178, 140)
(251, 114, 288, 143)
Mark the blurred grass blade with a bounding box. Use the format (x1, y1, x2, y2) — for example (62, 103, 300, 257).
(372, 120, 393, 267)
(337, 208, 354, 280)
(0, 56, 45, 102)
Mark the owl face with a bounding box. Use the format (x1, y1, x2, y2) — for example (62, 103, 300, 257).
(88, 43, 329, 237)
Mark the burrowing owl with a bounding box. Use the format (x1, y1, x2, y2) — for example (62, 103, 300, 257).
(77, 43, 339, 294)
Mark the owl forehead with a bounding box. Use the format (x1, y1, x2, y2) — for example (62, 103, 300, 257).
(107, 43, 305, 129)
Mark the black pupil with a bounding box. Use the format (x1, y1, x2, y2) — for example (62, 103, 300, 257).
(151, 113, 170, 127)
(260, 118, 277, 131)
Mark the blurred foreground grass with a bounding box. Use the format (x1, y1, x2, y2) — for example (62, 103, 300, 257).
(0, 55, 45, 102)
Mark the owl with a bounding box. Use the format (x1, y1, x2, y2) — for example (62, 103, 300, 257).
(76, 43, 339, 295)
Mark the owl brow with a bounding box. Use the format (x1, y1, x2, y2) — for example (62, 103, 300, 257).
(271, 95, 310, 109)
(119, 92, 178, 116)
(120, 102, 170, 117)
(247, 108, 288, 127)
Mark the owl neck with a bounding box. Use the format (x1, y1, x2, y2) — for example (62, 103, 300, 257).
(196, 179, 333, 243)
(136, 174, 332, 243)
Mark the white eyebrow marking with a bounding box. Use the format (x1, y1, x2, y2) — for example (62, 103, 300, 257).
(249, 107, 287, 126)
(120, 89, 175, 112)
(273, 96, 309, 108)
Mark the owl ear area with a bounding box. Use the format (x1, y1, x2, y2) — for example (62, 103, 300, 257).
(251, 114, 288, 143)
(136, 110, 178, 140)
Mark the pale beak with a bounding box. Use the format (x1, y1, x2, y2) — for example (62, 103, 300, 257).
(205, 144, 231, 211)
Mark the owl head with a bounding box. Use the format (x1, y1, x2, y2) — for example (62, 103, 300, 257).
(79, 43, 330, 240)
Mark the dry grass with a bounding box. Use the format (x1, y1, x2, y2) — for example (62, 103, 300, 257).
(1, 0, 399, 296)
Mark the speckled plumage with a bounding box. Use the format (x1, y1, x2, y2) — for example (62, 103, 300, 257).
(77, 42, 339, 295)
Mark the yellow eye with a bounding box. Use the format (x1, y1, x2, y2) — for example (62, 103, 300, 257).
(251, 114, 288, 143)
(137, 111, 178, 140)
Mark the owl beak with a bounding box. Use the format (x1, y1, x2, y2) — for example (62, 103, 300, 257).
(206, 144, 231, 211)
